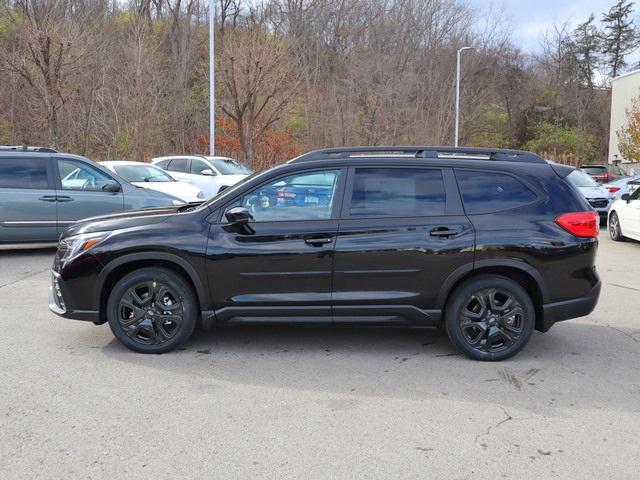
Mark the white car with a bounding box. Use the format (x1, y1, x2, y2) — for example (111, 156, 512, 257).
(151, 155, 252, 199)
(100, 161, 205, 203)
(608, 187, 640, 242)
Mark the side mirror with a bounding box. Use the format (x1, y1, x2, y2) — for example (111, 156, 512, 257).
(225, 206, 252, 225)
(201, 169, 216, 176)
(103, 180, 121, 193)
(621, 193, 630, 202)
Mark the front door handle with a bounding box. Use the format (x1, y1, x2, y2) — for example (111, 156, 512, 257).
(38, 195, 57, 202)
(304, 237, 333, 246)
(430, 227, 458, 237)
(56, 196, 74, 202)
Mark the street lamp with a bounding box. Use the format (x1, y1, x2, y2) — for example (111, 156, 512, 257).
(455, 46, 474, 147)
(209, 0, 215, 156)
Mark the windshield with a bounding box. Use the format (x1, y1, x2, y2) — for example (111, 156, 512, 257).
(568, 170, 598, 188)
(114, 164, 175, 183)
(206, 157, 253, 175)
(581, 166, 606, 175)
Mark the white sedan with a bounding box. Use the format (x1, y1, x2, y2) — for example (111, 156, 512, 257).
(608, 187, 640, 242)
(100, 161, 205, 203)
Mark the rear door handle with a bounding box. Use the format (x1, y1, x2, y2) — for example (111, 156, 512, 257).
(56, 196, 74, 202)
(430, 227, 458, 237)
(304, 237, 333, 245)
(38, 195, 57, 202)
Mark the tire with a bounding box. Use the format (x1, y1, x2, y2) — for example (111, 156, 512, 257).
(106, 267, 198, 354)
(609, 211, 625, 241)
(444, 275, 535, 361)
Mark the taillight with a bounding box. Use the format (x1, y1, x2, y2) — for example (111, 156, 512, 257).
(607, 187, 621, 193)
(555, 212, 599, 238)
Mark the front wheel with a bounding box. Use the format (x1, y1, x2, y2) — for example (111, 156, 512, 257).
(444, 275, 535, 361)
(609, 211, 625, 241)
(106, 267, 197, 353)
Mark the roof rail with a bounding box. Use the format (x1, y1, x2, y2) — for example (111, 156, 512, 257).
(288, 146, 546, 164)
(0, 145, 58, 153)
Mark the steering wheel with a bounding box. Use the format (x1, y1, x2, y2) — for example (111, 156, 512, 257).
(82, 177, 97, 190)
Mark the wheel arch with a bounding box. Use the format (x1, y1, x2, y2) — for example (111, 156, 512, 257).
(96, 252, 208, 324)
(437, 260, 547, 332)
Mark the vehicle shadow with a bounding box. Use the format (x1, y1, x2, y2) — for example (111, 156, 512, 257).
(98, 321, 640, 413)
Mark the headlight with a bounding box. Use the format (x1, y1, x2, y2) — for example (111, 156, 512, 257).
(58, 232, 110, 262)
(197, 191, 205, 199)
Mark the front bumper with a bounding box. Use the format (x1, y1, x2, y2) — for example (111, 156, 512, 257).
(48, 270, 100, 323)
(539, 280, 601, 332)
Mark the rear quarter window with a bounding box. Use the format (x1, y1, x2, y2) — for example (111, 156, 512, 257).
(455, 170, 538, 214)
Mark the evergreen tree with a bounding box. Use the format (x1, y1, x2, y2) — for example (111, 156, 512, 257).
(601, 0, 638, 77)
(573, 14, 601, 89)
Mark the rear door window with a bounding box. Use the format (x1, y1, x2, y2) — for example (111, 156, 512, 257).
(455, 170, 538, 214)
(348, 168, 446, 217)
(168, 158, 189, 173)
(0, 157, 50, 189)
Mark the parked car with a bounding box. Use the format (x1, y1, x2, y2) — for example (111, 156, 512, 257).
(603, 174, 640, 200)
(566, 169, 614, 223)
(151, 155, 252, 198)
(609, 186, 640, 242)
(580, 164, 626, 184)
(49, 146, 601, 361)
(100, 161, 205, 203)
(0, 146, 185, 245)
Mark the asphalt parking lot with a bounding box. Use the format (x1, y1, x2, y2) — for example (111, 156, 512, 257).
(1, 232, 639, 479)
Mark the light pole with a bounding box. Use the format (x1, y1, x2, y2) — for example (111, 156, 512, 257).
(209, 0, 215, 156)
(455, 46, 474, 147)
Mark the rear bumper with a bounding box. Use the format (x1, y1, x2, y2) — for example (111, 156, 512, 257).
(539, 280, 601, 332)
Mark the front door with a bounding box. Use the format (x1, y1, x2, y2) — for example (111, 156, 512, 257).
(54, 158, 124, 233)
(333, 166, 475, 324)
(0, 155, 58, 243)
(622, 187, 640, 237)
(206, 168, 345, 323)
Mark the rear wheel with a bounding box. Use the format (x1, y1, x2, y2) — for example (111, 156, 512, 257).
(106, 267, 197, 353)
(609, 211, 625, 241)
(445, 275, 535, 361)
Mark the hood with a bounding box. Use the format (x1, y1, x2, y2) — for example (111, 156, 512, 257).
(132, 181, 202, 202)
(576, 185, 609, 198)
(219, 174, 249, 186)
(62, 205, 185, 238)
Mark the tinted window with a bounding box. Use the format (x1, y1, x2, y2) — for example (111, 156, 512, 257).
(567, 170, 598, 188)
(168, 158, 189, 172)
(155, 159, 170, 169)
(236, 170, 340, 221)
(0, 157, 49, 189)
(349, 168, 446, 217)
(191, 158, 213, 174)
(58, 159, 115, 191)
(581, 166, 606, 175)
(456, 170, 537, 214)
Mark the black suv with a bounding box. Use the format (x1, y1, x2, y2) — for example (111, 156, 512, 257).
(49, 147, 601, 360)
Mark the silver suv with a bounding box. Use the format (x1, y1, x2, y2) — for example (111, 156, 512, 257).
(0, 146, 184, 246)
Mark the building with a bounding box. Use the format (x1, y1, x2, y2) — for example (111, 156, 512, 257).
(608, 69, 640, 170)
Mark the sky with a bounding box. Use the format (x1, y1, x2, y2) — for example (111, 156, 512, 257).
(468, 0, 627, 53)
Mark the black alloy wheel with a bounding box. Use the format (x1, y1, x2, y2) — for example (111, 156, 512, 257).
(445, 275, 535, 361)
(107, 267, 197, 353)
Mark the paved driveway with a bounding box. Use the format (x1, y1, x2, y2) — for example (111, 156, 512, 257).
(1, 233, 639, 479)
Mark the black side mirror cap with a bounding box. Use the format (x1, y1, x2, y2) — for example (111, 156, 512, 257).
(621, 193, 630, 202)
(225, 206, 252, 225)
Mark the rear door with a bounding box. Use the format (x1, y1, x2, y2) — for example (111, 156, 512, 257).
(332, 166, 474, 324)
(0, 155, 58, 243)
(54, 158, 124, 231)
